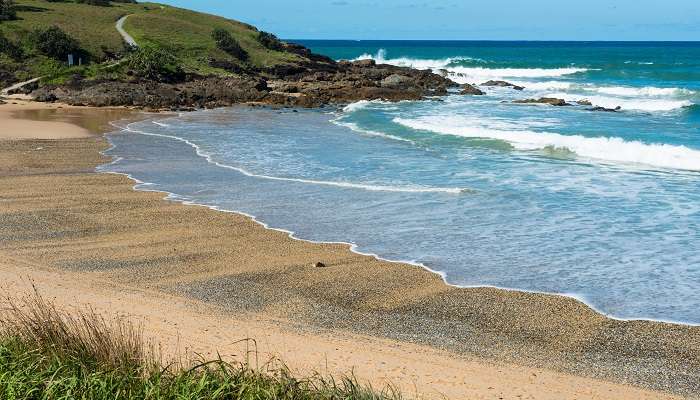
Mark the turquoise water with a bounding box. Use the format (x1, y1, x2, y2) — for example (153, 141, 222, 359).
(104, 42, 700, 324)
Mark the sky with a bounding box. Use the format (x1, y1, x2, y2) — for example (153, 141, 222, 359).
(157, 1, 700, 41)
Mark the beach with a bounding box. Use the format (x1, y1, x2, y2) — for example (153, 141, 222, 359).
(1, 101, 698, 399)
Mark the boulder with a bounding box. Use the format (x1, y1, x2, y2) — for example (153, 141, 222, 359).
(576, 99, 593, 106)
(313, 262, 328, 268)
(481, 80, 525, 91)
(460, 83, 485, 95)
(514, 97, 570, 106)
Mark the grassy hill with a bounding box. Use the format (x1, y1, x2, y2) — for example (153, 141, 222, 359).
(0, 0, 312, 86)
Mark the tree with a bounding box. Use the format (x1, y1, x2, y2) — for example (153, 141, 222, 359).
(0, 0, 16, 21)
(31, 26, 83, 61)
(211, 28, 247, 61)
(126, 45, 183, 82)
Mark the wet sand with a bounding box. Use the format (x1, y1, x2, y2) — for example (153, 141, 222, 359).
(0, 102, 698, 399)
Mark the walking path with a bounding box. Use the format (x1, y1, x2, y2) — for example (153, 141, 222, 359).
(116, 15, 138, 47)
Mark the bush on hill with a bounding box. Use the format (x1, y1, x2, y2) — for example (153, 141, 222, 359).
(126, 45, 183, 82)
(257, 31, 284, 51)
(31, 26, 85, 62)
(0, 0, 16, 21)
(212, 28, 248, 61)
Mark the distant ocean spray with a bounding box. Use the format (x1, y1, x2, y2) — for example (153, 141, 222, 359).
(104, 41, 700, 324)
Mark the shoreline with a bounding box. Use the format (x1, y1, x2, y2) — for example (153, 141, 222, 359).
(1, 100, 699, 399)
(111, 110, 697, 328)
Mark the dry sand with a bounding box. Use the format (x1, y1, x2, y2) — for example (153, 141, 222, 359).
(0, 101, 698, 399)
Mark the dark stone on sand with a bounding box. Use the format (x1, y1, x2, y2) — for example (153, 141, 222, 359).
(313, 262, 327, 268)
(514, 97, 570, 106)
(481, 80, 525, 90)
(35, 92, 58, 103)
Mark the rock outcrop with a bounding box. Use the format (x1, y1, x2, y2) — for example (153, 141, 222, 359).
(576, 99, 593, 106)
(514, 97, 570, 106)
(482, 80, 525, 90)
(32, 58, 459, 109)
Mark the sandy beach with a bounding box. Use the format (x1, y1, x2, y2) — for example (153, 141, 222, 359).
(1, 100, 698, 399)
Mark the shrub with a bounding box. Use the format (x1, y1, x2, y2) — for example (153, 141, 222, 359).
(0, 0, 16, 21)
(257, 31, 284, 51)
(31, 26, 84, 61)
(127, 45, 183, 82)
(211, 28, 247, 60)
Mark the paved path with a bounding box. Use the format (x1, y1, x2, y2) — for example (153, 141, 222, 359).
(116, 15, 138, 47)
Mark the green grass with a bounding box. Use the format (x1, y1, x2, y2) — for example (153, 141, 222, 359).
(0, 0, 304, 79)
(0, 290, 403, 400)
(124, 5, 302, 75)
(0, 0, 146, 59)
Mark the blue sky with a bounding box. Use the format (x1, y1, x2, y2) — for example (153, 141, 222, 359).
(158, 1, 700, 41)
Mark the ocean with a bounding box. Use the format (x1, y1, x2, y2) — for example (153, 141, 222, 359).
(103, 41, 700, 324)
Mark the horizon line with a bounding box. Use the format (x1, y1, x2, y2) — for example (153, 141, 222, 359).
(286, 38, 700, 43)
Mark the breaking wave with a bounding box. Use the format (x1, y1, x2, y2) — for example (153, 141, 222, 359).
(394, 115, 700, 171)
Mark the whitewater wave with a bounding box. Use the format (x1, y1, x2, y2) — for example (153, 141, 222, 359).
(333, 119, 414, 143)
(511, 81, 694, 97)
(542, 91, 692, 112)
(352, 48, 486, 70)
(341, 99, 397, 113)
(352, 49, 588, 83)
(116, 121, 465, 194)
(394, 115, 700, 171)
(447, 67, 589, 84)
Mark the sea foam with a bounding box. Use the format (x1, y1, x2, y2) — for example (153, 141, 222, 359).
(394, 115, 700, 171)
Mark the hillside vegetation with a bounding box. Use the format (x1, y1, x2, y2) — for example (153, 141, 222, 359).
(0, 0, 312, 87)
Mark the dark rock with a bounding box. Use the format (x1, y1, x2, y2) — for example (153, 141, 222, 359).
(588, 106, 621, 112)
(460, 83, 485, 95)
(514, 97, 570, 106)
(576, 99, 593, 106)
(481, 80, 525, 91)
(35, 92, 58, 103)
(313, 262, 327, 268)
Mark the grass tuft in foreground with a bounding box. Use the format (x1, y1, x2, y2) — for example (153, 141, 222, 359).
(0, 289, 403, 400)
